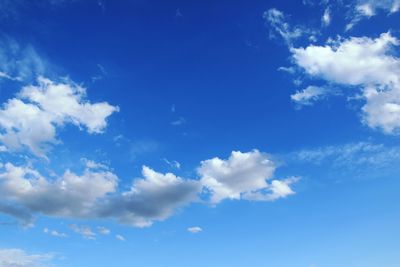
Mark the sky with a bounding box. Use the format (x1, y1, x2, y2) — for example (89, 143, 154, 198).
(0, 0, 399, 266)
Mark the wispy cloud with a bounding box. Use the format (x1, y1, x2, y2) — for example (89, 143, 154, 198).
(0, 248, 54, 267)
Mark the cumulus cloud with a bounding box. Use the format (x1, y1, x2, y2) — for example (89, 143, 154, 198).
(291, 32, 400, 133)
(0, 162, 118, 220)
(0, 77, 119, 157)
(0, 162, 200, 228)
(0, 151, 298, 227)
(198, 150, 298, 204)
(0, 248, 53, 267)
(97, 166, 202, 227)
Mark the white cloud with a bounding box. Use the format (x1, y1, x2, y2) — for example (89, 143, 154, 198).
(293, 142, 400, 168)
(70, 224, 96, 240)
(0, 151, 298, 227)
(291, 33, 400, 86)
(98, 166, 202, 227)
(0, 77, 118, 157)
(291, 86, 331, 106)
(0, 38, 46, 81)
(115, 234, 125, 241)
(171, 117, 186, 126)
(0, 248, 53, 267)
(322, 7, 331, 26)
(43, 228, 67, 238)
(0, 162, 118, 219)
(198, 150, 298, 204)
(163, 158, 181, 170)
(264, 8, 313, 46)
(0, 162, 200, 228)
(291, 32, 400, 133)
(187, 226, 202, 234)
(347, 0, 400, 30)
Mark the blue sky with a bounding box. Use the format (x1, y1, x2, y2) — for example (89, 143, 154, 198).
(0, 0, 399, 266)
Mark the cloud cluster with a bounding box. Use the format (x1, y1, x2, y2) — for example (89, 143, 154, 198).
(199, 150, 297, 203)
(291, 32, 400, 133)
(97, 166, 202, 227)
(0, 77, 119, 157)
(0, 162, 118, 225)
(0, 248, 53, 267)
(347, 0, 400, 30)
(263, 8, 319, 47)
(0, 151, 299, 227)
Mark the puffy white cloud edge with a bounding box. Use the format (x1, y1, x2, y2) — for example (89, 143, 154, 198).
(0, 77, 119, 157)
(291, 32, 400, 134)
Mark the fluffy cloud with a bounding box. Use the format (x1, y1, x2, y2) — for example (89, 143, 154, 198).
(0, 163, 201, 227)
(0, 248, 53, 267)
(0, 151, 298, 227)
(292, 33, 400, 86)
(198, 150, 298, 203)
(0, 77, 119, 157)
(0, 162, 118, 222)
(291, 32, 400, 133)
(97, 166, 202, 227)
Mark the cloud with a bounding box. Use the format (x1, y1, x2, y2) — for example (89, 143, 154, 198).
(171, 117, 186, 126)
(97, 226, 111, 235)
(0, 248, 53, 267)
(70, 224, 96, 240)
(0, 151, 297, 227)
(0, 203, 33, 227)
(264, 8, 318, 47)
(291, 32, 400, 133)
(97, 166, 202, 227)
(293, 142, 400, 168)
(0, 162, 118, 219)
(0, 37, 46, 82)
(198, 150, 298, 204)
(43, 228, 67, 238)
(187, 226, 202, 234)
(0, 77, 119, 157)
(322, 7, 331, 26)
(291, 86, 332, 106)
(347, 0, 400, 30)
(115, 234, 125, 241)
(163, 158, 181, 170)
